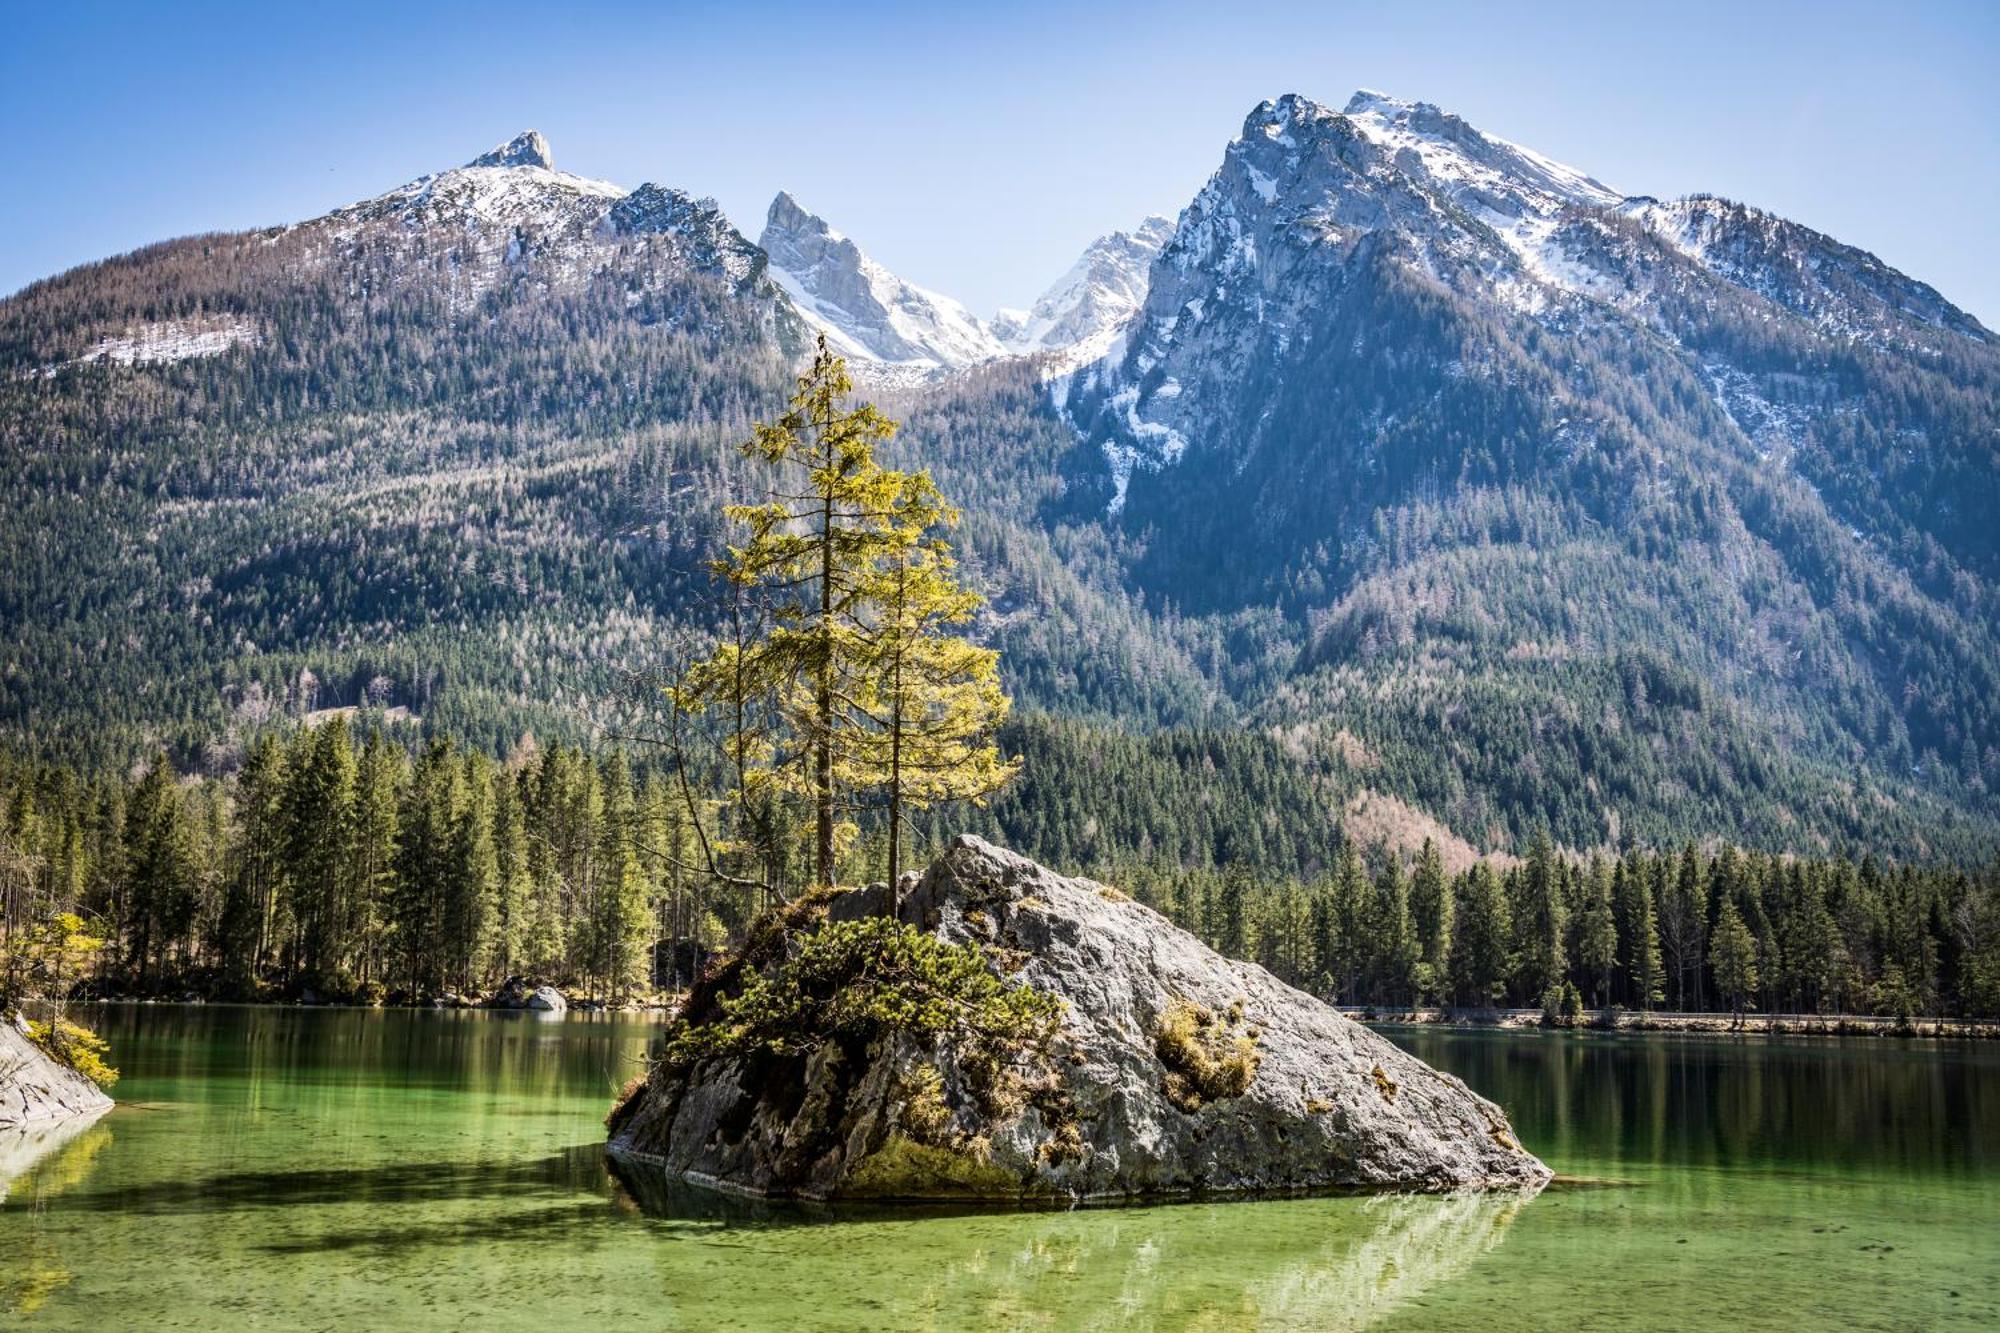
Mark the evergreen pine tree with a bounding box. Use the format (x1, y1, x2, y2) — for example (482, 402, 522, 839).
(1371, 857, 1419, 1006)
(1711, 898, 1759, 1025)
(1576, 855, 1619, 1008)
(443, 754, 499, 992)
(1518, 829, 1566, 1006)
(283, 718, 357, 990)
(1409, 838, 1453, 1004)
(1332, 844, 1369, 1002)
(350, 732, 402, 988)
(1451, 861, 1511, 1007)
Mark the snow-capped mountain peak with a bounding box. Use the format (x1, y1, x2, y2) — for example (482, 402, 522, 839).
(1337, 91, 1621, 209)
(758, 193, 1003, 368)
(1068, 87, 1991, 516)
(468, 130, 556, 171)
(995, 216, 1175, 363)
(330, 131, 625, 235)
(298, 133, 772, 318)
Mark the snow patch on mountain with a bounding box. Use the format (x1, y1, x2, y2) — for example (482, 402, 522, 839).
(73, 319, 260, 366)
(1624, 196, 1988, 343)
(299, 132, 771, 318)
(1341, 91, 1621, 211)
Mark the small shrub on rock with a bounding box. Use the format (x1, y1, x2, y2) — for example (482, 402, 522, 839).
(661, 917, 1062, 1069)
(27, 1017, 118, 1089)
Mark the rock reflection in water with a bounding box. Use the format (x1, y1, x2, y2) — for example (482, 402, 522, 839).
(610, 1161, 1530, 1329)
(1243, 1190, 1529, 1328)
(0, 1109, 111, 1207)
(1, 1114, 112, 1318)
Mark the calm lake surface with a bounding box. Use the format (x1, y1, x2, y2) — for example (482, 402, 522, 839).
(2, 1007, 1995, 1330)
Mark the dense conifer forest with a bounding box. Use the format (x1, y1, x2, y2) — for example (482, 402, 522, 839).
(4, 733, 1997, 1018)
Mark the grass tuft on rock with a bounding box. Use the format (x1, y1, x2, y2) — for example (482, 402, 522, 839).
(1153, 998, 1259, 1113)
(842, 1133, 1028, 1199)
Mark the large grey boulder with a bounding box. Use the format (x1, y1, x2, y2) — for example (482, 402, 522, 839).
(527, 986, 567, 1013)
(0, 1015, 113, 1129)
(609, 836, 1550, 1202)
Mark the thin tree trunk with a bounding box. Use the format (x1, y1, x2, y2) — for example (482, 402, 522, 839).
(816, 483, 835, 889)
(887, 692, 903, 906)
(885, 554, 905, 905)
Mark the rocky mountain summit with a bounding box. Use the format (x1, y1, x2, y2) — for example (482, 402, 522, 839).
(1065, 89, 1992, 509)
(303, 130, 779, 314)
(607, 836, 1550, 1202)
(993, 216, 1174, 362)
(759, 192, 1004, 368)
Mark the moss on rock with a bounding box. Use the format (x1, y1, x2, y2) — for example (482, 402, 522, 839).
(841, 1133, 1029, 1200)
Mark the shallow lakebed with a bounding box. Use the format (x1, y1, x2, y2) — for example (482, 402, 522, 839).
(2, 1006, 1995, 1329)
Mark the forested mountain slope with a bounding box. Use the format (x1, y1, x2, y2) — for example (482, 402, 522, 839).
(1058, 91, 2000, 860)
(2, 107, 1996, 868)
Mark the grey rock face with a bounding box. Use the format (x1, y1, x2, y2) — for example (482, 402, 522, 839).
(469, 130, 555, 170)
(0, 1016, 113, 1129)
(527, 986, 567, 1013)
(609, 836, 1549, 1202)
(758, 192, 1002, 367)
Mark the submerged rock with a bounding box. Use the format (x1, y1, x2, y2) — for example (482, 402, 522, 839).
(0, 1016, 113, 1129)
(609, 836, 1550, 1202)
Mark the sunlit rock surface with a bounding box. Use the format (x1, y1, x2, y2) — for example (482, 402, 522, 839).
(609, 836, 1550, 1202)
(0, 1021, 112, 1130)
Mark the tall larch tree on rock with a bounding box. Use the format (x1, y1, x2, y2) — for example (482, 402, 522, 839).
(688, 337, 906, 889)
(861, 469, 1018, 890)
(677, 335, 1015, 896)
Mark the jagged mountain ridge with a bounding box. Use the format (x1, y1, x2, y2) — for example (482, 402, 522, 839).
(758, 191, 1004, 368)
(759, 193, 1171, 370)
(1, 102, 1995, 863)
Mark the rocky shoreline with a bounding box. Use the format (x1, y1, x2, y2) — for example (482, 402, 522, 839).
(1347, 1007, 2000, 1040)
(0, 1016, 113, 1130)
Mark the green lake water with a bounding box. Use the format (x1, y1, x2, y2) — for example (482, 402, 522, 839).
(2, 1007, 1995, 1330)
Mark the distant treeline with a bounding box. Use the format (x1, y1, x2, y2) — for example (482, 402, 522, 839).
(2, 729, 1997, 1017)
(1106, 837, 2000, 1021)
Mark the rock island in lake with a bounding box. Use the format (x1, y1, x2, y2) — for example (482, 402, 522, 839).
(608, 836, 1550, 1202)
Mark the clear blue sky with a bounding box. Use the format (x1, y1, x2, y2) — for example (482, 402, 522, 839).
(5, 1, 1997, 324)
